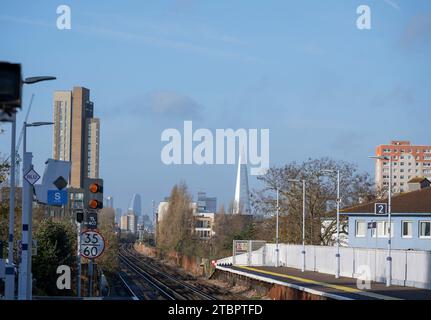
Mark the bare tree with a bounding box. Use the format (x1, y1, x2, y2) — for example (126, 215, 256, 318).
(157, 182, 195, 255)
(251, 157, 374, 245)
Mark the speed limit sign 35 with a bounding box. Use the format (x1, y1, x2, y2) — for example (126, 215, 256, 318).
(80, 230, 105, 259)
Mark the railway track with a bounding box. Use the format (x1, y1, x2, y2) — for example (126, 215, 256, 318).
(119, 244, 217, 300)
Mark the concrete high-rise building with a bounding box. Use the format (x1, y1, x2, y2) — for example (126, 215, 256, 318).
(233, 149, 251, 215)
(120, 212, 138, 234)
(197, 192, 217, 213)
(120, 215, 128, 232)
(375, 140, 431, 193)
(52, 87, 100, 188)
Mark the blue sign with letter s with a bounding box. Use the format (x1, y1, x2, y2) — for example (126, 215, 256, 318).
(47, 190, 68, 206)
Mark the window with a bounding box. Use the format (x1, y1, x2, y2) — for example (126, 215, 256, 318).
(356, 220, 366, 237)
(377, 221, 394, 238)
(402, 221, 412, 238)
(419, 221, 431, 238)
(383, 149, 391, 153)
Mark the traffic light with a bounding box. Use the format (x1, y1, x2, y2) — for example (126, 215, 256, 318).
(84, 178, 103, 210)
(0, 62, 22, 119)
(76, 210, 84, 223)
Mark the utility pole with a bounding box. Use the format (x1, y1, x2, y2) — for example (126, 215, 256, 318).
(322, 170, 341, 279)
(387, 158, 392, 287)
(335, 170, 341, 279)
(77, 220, 82, 298)
(275, 188, 280, 267)
(369, 155, 392, 286)
(5, 115, 16, 300)
(302, 180, 306, 272)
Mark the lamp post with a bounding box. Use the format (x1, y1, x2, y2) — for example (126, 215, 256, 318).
(275, 187, 280, 267)
(4, 75, 56, 300)
(323, 170, 341, 279)
(369, 155, 392, 287)
(18, 121, 53, 300)
(288, 179, 306, 272)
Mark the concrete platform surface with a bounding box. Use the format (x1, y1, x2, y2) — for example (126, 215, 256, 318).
(218, 265, 431, 300)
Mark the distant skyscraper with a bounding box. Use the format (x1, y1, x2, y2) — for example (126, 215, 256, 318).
(105, 196, 114, 208)
(53, 86, 100, 188)
(128, 193, 142, 216)
(233, 149, 251, 215)
(115, 208, 122, 223)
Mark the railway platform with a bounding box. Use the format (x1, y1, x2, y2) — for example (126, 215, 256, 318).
(216, 265, 431, 300)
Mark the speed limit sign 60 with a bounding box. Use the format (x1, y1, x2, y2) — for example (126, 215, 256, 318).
(80, 230, 105, 259)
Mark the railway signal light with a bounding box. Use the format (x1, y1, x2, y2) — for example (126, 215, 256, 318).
(76, 210, 84, 223)
(84, 178, 103, 210)
(0, 62, 22, 121)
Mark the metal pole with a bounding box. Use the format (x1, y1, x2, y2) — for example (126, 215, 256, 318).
(5, 115, 17, 300)
(335, 170, 340, 279)
(386, 158, 392, 287)
(77, 222, 82, 297)
(275, 188, 279, 267)
(88, 259, 93, 297)
(18, 123, 32, 299)
(302, 180, 306, 272)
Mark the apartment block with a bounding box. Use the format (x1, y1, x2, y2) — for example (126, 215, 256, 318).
(53, 87, 100, 188)
(375, 140, 431, 193)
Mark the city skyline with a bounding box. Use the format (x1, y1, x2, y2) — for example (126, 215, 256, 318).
(1, 1, 431, 216)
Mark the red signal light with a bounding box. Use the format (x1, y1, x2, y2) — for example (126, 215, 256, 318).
(88, 199, 101, 209)
(89, 183, 101, 193)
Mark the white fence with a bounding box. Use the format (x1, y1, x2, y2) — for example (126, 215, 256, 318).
(217, 243, 431, 290)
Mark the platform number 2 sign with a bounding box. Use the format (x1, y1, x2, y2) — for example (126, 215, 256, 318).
(374, 203, 388, 215)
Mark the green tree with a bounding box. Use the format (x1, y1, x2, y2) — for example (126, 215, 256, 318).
(32, 218, 76, 296)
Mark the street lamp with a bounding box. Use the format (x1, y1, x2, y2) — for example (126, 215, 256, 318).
(322, 169, 341, 279)
(288, 179, 306, 272)
(3, 74, 55, 300)
(275, 187, 280, 267)
(18, 121, 53, 300)
(369, 155, 392, 287)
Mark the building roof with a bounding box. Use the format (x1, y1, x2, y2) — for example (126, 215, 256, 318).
(408, 177, 430, 184)
(340, 187, 431, 214)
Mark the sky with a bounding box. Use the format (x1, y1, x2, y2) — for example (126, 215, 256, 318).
(1, 0, 431, 217)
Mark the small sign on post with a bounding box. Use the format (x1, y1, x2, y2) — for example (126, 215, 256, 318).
(83, 211, 98, 230)
(47, 189, 68, 206)
(80, 230, 105, 259)
(24, 168, 40, 185)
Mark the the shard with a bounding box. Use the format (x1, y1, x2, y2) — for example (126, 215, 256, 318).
(233, 148, 251, 215)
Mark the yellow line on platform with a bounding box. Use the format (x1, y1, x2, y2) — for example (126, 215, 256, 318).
(238, 266, 402, 300)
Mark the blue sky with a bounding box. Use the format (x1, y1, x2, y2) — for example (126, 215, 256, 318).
(1, 1, 431, 217)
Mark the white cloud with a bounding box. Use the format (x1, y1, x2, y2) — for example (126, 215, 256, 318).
(383, 0, 400, 11)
